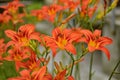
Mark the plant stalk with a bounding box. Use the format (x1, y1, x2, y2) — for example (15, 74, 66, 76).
(89, 53, 94, 80)
(66, 51, 75, 76)
(108, 59, 120, 80)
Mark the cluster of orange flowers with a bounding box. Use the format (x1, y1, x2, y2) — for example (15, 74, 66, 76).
(0, 0, 118, 80)
(0, 0, 25, 25)
(0, 24, 112, 80)
(31, 0, 97, 22)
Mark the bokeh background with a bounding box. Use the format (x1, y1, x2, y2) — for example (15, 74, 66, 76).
(0, 0, 120, 80)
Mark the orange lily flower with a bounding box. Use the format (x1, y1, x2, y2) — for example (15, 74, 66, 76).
(31, 9, 46, 21)
(54, 70, 74, 80)
(0, 12, 11, 24)
(22, 51, 41, 71)
(0, 11, 25, 25)
(11, 13, 25, 25)
(87, 5, 97, 18)
(42, 4, 63, 22)
(69, 28, 84, 43)
(8, 66, 52, 80)
(32, 66, 52, 80)
(32, 4, 63, 22)
(54, 70, 66, 80)
(4, 46, 30, 71)
(5, 24, 41, 48)
(0, 0, 25, 24)
(5, 47, 30, 61)
(80, 0, 98, 18)
(68, 76, 75, 80)
(1, 0, 24, 14)
(64, 0, 80, 12)
(44, 27, 76, 56)
(81, 0, 90, 10)
(81, 29, 112, 60)
(57, 0, 80, 12)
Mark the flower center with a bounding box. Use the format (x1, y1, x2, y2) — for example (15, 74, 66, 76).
(56, 36, 67, 50)
(29, 62, 37, 70)
(21, 37, 29, 46)
(48, 8, 56, 16)
(8, 6, 16, 14)
(38, 14, 43, 20)
(89, 40, 97, 47)
(14, 53, 22, 61)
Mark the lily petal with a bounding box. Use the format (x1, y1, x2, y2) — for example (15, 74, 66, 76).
(98, 47, 110, 60)
(65, 43, 76, 55)
(33, 66, 46, 80)
(68, 76, 74, 80)
(99, 37, 113, 46)
(93, 30, 101, 37)
(5, 30, 17, 41)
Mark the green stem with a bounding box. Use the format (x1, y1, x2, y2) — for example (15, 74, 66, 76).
(70, 57, 74, 76)
(45, 48, 49, 59)
(90, 23, 94, 32)
(13, 24, 16, 31)
(75, 63, 81, 80)
(52, 57, 54, 76)
(89, 53, 94, 80)
(108, 59, 120, 80)
(79, 49, 88, 59)
(66, 51, 75, 76)
(114, 72, 120, 74)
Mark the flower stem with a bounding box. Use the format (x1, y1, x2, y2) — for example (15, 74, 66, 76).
(108, 59, 120, 80)
(70, 57, 74, 76)
(89, 53, 94, 80)
(114, 72, 120, 74)
(75, 63, 81, 80)
(45, 47, 49, 59)
(60, 13, 76, 26)
(79, 49, 88, 59)
(13, 24, 16, 31)
(66, 51, 75, 76)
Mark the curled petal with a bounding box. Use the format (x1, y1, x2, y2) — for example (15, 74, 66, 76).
(19, 24, 35, 36)
(98, 47, 110, 60)
(81, 29, 93, 41)
(5, 30, 17, 41)
(30, 32, 41, 42)
(5, 41, 15, 50)
(65, 44, 76, 55)
(68, 76, 74, 80)
(99, 37, 113, 46)
(33, 66, 46, 80)
(51, 47, 57, 57)
(52, 27, 61, 38)
(93, 30, 101, 37)
(20, 70, 30, 78)
(54, 70, 66, 80)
